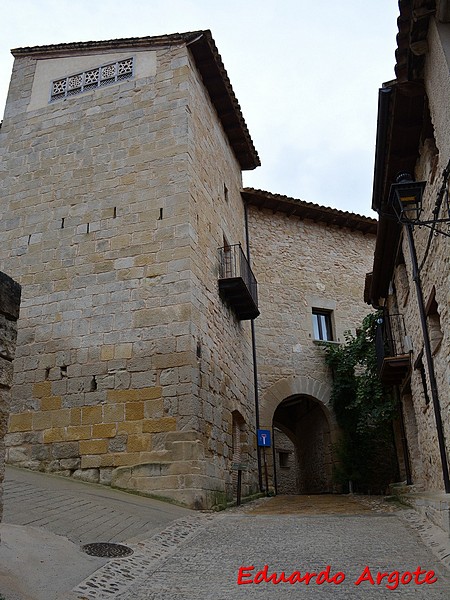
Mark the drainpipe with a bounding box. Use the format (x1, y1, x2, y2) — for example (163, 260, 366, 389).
(244, 203, 263, 492)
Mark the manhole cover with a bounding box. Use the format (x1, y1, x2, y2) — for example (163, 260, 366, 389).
(82, 543, 134, 558)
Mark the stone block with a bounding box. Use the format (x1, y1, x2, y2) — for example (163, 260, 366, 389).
(73, 468, 100, 484)
(51, 442, 79, 459)
(142, 417, 177, 433)
(108, 452, 140, 467)
(33, 381, 52, 399)
(103, 403, 125, 422)
(7, 447, 29, 463)
(81, 406, 103, 425)
(100, 345, 115, 361)
(79, 439, 108, 455)
(92, 423, 117, 438)
(125, 402, 144, 421)
(108, 435, 128, 453)
(41, 396, 62, 411)
(66, 425, 92, 441)
(99, 467, 114, 485)
(60, 458, 81, 470)
(70, 407, 82, 425)
(81, 455, 102, 469)
(32, 411, 50, 431)
(43, 428, 65, 443)
(144, 399, 164, 418)
(0, 358, 14, 388)
(106, 386, 162, 403)
(9, 412, 32, 433)
(30, 444, 51, 461)
(171, 440, 205, 461)
(127, 434, 151, 453)
(115, 343, 133, 359)
(51, 409, 71, 427)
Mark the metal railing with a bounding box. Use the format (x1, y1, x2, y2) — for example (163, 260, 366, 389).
(218, 243, 258, 308)
(375, 312, 411, 370)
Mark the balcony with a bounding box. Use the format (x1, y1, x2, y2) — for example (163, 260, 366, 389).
(218, 244, 260, 320)
(376, 312, 412, 386)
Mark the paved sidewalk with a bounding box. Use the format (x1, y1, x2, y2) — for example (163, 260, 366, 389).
(2, 468, 450, 600)
(3, 466, 190, 545)
(1, 466, 191, 600)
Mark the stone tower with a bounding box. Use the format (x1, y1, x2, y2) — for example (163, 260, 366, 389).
(0, 31, 260, 508)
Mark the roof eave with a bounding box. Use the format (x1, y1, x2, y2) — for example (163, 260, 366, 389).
(11, 30, 260, 172)
(242, 188, 378, 235)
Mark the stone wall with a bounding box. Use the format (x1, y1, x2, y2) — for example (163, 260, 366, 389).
(0, 40, 257, 508)
(383, 19, 450, 492)
(0, 272, 21, 529)
(248, 205, 376, 491)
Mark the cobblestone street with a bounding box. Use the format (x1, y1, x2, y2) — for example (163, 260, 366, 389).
(2, 468, 450, 599)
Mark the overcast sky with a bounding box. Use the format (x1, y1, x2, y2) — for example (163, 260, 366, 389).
(0, 1, 399, 217)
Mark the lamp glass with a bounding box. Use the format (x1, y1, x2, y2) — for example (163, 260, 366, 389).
(389, 181, 426, 223)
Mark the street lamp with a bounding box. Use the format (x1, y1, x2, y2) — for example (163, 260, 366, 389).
(389, 172, 426, 223)
(387, 172, 450, 494)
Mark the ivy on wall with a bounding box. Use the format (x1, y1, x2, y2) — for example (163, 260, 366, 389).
(323, 312, 399, 494)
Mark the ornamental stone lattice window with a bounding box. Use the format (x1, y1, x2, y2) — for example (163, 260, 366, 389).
(50, 57, 134, 102)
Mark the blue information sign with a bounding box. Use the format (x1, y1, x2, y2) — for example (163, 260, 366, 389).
(257, 429, 271, 447)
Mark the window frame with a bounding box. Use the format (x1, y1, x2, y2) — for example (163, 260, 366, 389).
(312, 308, 333, 341)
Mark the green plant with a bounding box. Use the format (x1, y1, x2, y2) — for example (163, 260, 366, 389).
(322, 312, 399, 493)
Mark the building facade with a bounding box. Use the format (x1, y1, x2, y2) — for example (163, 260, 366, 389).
(0, 31, 376, 508)
(367, 0, 450, 499)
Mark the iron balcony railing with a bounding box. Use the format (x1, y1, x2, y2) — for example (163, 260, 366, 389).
(375, 312, 412, 384)
(218, 243, 259, 320)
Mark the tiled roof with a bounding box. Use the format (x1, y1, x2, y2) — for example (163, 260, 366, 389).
(242, 188, 378, 234)
(11, 31, 260, 171)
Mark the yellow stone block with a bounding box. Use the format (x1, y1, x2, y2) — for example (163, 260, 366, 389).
(9, 412, 33, 433)
(142, 417, 177, 433)
(66, 425, 92, 441)
(117, 421, 142, 435)
(92, 423, 117, 438)
(103, 403, 125, 423)
(79, 439, 108, 455)
(33, 381, 52, 399)
(81, 455, 102, 469)
(106, 387, 162, 403)
(125, 402, 144, 421)
(109, 452, 140, 466)
(107, 389, 139, 403)
(70, 408, 82, 426)
(127, 434, 151, 452)
(99, 454, 118, 467)
(81, 406, 103, 425)
(138, 387, 162, 400)
(32, 412, 50, 431)
(100, 345, 115, 361)
(43, 428, 65, 443)
(41, 396, 62, 411)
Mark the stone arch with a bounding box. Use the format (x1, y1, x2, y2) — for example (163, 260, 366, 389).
(259, 375, 335, 431)
(260, 376, 340, 494)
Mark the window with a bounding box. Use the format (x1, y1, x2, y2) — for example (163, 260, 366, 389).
(279, 451, 290, 468)
(414, 350, 430, 406)
(425, 286, 443, 355)
(50, 57, 134, 102)
(312, 309, 333, 341)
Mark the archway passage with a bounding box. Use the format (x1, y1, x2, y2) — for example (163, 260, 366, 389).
(273, 395, 333, 494)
